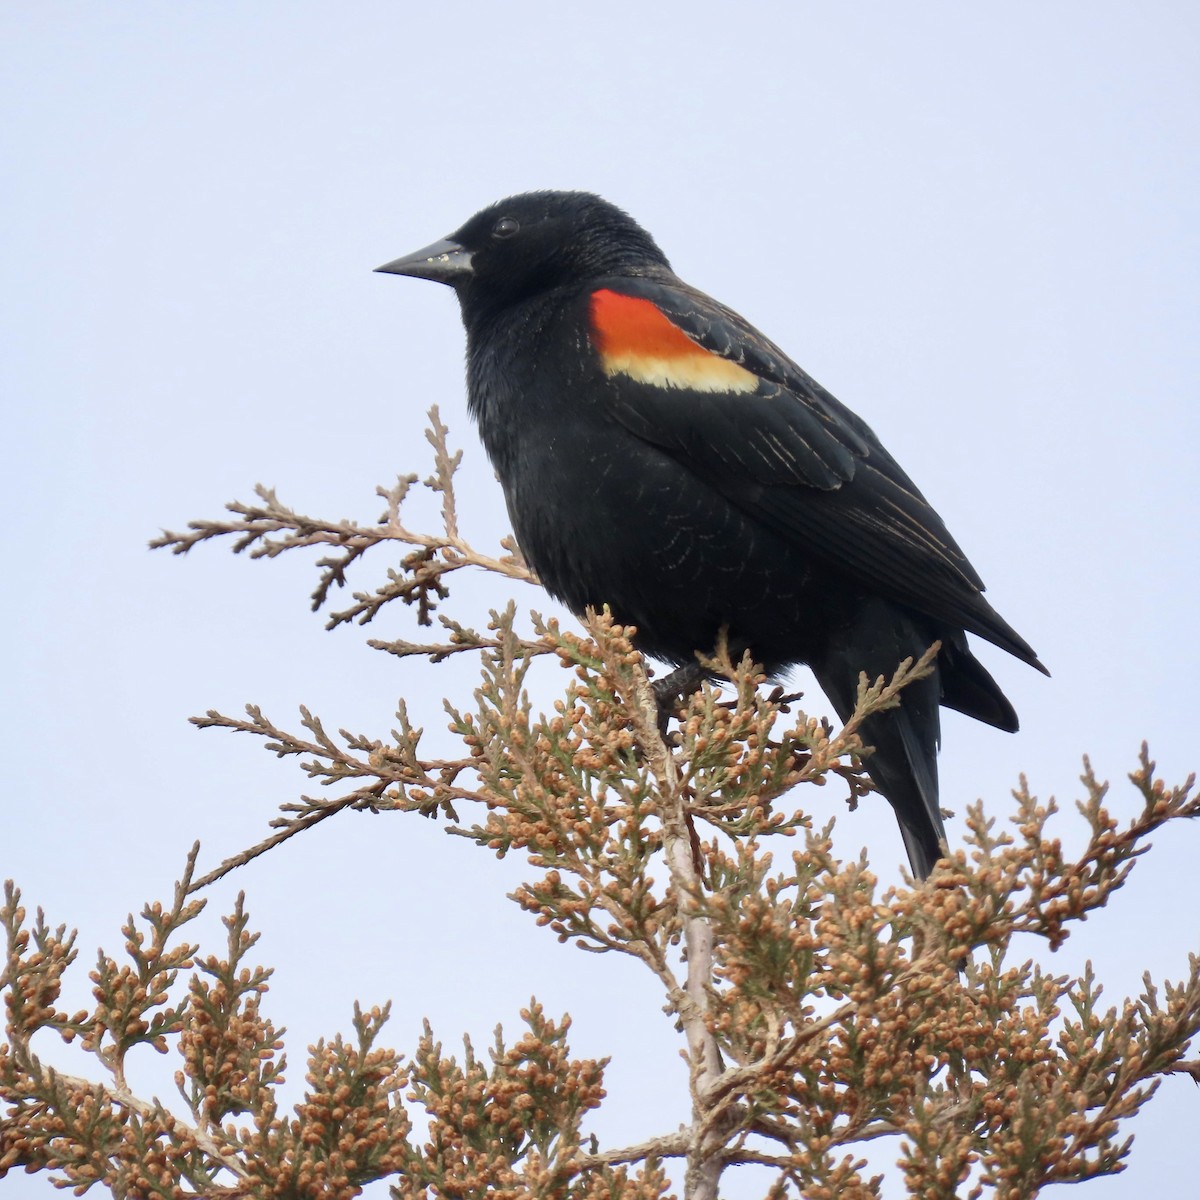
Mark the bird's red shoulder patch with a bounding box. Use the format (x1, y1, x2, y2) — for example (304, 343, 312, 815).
(588, 289, 758, 393)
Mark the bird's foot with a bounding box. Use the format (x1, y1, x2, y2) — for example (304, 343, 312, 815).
(650, 661, 707, 738)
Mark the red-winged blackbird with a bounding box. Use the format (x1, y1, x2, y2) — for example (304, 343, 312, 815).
(377, 191, 1046, 879)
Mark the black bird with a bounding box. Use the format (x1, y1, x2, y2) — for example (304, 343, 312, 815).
(377, 191, 1046, 878)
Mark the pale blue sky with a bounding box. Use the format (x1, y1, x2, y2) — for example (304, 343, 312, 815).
(3, 4, 1198, 1195)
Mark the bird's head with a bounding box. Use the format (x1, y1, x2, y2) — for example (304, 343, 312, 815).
(376, 191, 671, 321)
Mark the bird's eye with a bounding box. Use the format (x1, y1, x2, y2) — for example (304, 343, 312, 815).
(492, 216, 520, 239)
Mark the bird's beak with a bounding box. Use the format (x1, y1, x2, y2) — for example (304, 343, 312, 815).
(374, 237, 473, 285)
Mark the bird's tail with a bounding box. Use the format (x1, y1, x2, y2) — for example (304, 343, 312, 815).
(810, 598, 946, 880)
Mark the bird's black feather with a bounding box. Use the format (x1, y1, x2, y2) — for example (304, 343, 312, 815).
(378, 190, 1047, 878)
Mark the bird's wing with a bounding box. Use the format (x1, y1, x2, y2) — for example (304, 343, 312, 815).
(586, 276, 1042, 666)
